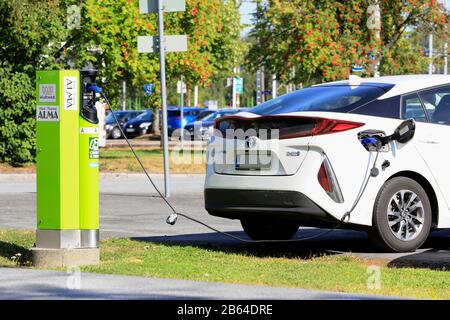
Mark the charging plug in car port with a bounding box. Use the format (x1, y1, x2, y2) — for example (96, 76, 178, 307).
(358, 130, 388, 152)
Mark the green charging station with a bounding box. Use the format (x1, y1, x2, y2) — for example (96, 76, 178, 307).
(35, 67, 100, 260)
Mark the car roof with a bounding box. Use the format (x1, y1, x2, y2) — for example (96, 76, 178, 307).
(317, 75, 450, 100)
(168, 106, 204, 110)
(216, 109, 239, 113)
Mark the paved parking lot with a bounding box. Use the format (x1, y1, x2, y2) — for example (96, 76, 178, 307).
(0, 173, 449, 268)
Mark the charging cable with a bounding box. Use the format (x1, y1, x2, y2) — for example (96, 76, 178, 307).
(102, 91, 381, 243)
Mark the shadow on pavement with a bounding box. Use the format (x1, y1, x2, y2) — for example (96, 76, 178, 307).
(0, 241, 32, 266)
(133, 228, 376, 260)
(388, 229, 450, 270)
(132, 228, 450, 266)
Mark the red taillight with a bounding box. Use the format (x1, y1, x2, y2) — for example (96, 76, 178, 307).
(317, 156, 344, 203)
(318, 161, 333, 193)
(311, 118, 365, 137)
(214, 116, 364, 139)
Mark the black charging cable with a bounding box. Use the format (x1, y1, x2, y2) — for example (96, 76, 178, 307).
(103, 92, 380, 243)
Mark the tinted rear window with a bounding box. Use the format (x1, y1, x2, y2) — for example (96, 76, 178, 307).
(350, 96, 400, 119)
(251, 85, 389, 115)
(136, 111, 153, 121)
(168, 110, 180, 116)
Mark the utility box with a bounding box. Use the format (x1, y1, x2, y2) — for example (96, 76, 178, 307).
(35, 68, 100, 265)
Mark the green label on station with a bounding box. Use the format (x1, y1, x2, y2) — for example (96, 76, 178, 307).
(89, 137, 99, 159)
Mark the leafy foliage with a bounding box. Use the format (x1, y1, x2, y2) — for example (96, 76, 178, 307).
(247, 0, 448, 86)
(0, 0, 243, 164)
(0, 0, 70, 164)
(72, 0, 245, 107)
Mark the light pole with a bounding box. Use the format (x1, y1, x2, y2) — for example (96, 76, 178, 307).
(367, 1, 381, 77)
(429, 34, 434, 75)
(157, 0, 171, 197)
(443, 0, 448, 75)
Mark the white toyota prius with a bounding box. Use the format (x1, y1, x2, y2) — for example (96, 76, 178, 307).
(204, 75, 450, 252)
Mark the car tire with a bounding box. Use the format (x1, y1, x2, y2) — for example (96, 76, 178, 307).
(111, 127, 122, 139)
(241, 219, 299, 240)
(369, 177, 432, 252)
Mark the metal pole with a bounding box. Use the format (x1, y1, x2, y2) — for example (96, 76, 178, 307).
(194, 85, 199, 106)
(444, 0, 448, 75)
(158, 0, 170, 197)
(429, 34, 433, 75)
(261, 66, 265, 103)
(180, 75, 184, 143)
(122, 80, 126, 110)
(272, 75, 277, 99)
(256, 69, 262, 104)
(232, 68, 237, 109)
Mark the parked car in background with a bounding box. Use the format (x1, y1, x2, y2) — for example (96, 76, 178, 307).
(105, 110, 144, 139)
(191, 109, 215, 122)
(123, 110, 153, 138)
(167, 107, 205, 135)
(184, 109, 241, 140)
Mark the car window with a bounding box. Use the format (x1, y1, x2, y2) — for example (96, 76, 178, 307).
(401, 93, 427, 122)
(418, 85, 450, 124)
(251, 85, 389, 115)
(349, 96, 400, 119)
(188, 110, 200, 116)
(201, 113, 218, 121)
(168, 110, 180, 117)
(136, 111, 152, 121)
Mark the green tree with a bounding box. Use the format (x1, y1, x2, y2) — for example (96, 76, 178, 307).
(0, 0, 72, 164)
(0, 0, 244, 164)
(247, 0, 448, 86)
(72, 0, 245, 108)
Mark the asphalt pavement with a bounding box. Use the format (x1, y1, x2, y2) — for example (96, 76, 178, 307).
(0, 267, 395, 300)
(0, 173, 449, 299)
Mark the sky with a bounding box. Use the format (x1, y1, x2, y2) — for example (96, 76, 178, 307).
(240, 1, 256, 26)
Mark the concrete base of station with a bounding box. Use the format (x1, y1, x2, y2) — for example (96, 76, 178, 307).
(31, 247, 100, 268)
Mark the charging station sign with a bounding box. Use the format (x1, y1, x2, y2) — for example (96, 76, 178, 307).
(63, 76, 78, 111)
(36, 106, 60, 122)
(89, 137, 99, 159)
(39, 84, 56, 102)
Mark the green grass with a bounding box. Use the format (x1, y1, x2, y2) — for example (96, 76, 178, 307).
(0, 148, 207, 173)
(0, 229, 34, 267)
(1, 229, 449, 299)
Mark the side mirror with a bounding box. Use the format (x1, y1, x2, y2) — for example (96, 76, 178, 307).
(391, 119, 416, 144)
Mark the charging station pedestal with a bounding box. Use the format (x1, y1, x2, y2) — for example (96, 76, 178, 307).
(33, 68, 100, 267)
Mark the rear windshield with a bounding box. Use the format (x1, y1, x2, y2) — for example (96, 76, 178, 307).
(251, 85, 389, 115)
(135, 111, 152, 121)
(105, 112, 138, 123)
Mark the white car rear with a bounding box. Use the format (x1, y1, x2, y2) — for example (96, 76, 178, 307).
(204, 75, 450, 252)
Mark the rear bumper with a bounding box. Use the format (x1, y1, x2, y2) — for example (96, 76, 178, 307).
(205, 189, 337, 225)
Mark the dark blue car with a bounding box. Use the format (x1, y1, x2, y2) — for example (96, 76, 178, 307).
(167, 107, 205, 135)
(184, 109, 241, 140)
(105, 110, 144, 139)
(123, 110, 154, 138)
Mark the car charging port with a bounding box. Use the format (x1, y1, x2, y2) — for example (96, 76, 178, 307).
(358, 129, 389, 152)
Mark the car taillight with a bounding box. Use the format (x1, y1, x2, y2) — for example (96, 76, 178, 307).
(317, 155, 344, 203)
(214, 116, 364, 139)
(318, 161, 332, 193)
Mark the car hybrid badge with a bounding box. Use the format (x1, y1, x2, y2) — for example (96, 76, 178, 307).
(286, 151, 301, 157)
(245, 136, 258, 149)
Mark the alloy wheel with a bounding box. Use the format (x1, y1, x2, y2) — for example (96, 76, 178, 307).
(387, 189, 424, 241)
